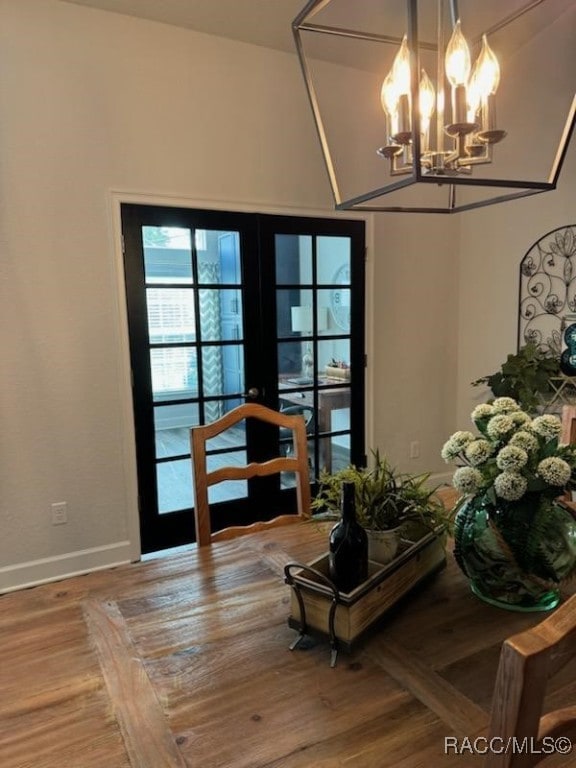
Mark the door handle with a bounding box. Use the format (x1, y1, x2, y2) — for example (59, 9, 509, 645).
(244, 387, 260, 399)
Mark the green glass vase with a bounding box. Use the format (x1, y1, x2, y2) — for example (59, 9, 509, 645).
(453, 493, 576, 612)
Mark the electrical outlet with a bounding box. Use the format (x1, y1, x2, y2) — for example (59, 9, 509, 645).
(409, 441, 420, 459)
(51, 502, 68, 525)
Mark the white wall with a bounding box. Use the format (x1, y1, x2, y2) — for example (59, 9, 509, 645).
(1, 0, 572, 590)
(370, 214, 459, 477)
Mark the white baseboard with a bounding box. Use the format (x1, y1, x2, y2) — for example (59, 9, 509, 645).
(0, 541, 137, 594)
(430, 471, 455, 487)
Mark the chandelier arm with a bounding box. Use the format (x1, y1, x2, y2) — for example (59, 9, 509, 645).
(458, 146, 493, 168)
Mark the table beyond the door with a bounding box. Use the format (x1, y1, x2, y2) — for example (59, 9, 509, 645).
(279, 377, 350, 472)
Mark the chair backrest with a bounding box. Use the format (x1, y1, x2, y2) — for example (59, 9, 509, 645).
(485, 593, 576, 768)
(190, 402, 312, 546)
(561, 405, 576, 445)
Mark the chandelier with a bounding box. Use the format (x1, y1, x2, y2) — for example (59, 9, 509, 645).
(292, 0, 576, 213)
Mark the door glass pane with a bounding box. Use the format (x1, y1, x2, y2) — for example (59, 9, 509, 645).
(200, 288, 243, 341)
(146, 288, 196, 344)
(277, 288, 312, 337)
(278, 340, 313, 384)
(275, 235, 312, 285)
(202, 345, 244, 398)
(319, 339, 350, 381)
(143, 227, 193, 284)
(199, 231, 241, 284)
(150, 348, 197, 401)
(207, 450, 248, 503)
(319, 436, 351, 474)
(207, 479, 248, 503)
(154, 403, 200, 459)
(287, 290, 314, 334)
(157, 458, 193, 514)
(318, 289, 340, 335)
(317, 236, 351, 283)
(206, 422, 246, 448)
(329, 287, 351, 332)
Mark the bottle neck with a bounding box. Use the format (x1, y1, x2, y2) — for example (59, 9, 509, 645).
(341, 482, 357, 524)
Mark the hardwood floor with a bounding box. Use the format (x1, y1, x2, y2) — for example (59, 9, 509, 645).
(2, 524, 574, 768)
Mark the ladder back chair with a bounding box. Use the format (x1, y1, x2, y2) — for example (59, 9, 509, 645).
(191, 402, 312, 546)
(485, 591, 576, 768)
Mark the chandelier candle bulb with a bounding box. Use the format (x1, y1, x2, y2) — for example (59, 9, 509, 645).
(445, 20, 472, 128)
(445, 20, 471, 87)
(419, 69, 436, 147)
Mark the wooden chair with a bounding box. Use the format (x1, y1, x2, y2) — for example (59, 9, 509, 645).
(560, 405, 576, 510)
(485, 592, 576, 767)
(561, 405, 576, 445)
(190, 402, 312, 546)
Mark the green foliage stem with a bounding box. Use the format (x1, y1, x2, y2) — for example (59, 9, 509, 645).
(472, 342, 560, 414)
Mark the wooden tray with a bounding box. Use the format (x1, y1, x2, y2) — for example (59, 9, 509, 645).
(284, 530, 446, 662)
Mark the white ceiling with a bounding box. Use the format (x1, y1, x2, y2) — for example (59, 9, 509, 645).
(61, 0, 574, 73)
(62, 0, 306, 54)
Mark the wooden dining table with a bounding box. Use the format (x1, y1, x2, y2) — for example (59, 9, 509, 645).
(2, 521, 575, 768)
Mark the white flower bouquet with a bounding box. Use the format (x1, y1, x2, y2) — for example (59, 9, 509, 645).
(442, 397, 576, 504)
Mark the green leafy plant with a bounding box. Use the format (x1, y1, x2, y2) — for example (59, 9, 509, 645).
(311, 450, 450, 537)
(471, 342, 561, 414)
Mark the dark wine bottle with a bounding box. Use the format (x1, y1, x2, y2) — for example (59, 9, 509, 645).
(328, 481, 368, 593)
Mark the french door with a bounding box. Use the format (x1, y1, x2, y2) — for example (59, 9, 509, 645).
(121, 204, 365, 553)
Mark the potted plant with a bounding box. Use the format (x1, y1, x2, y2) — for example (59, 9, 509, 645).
(472, 342, 561, 414)
(311, 451, 450, 564)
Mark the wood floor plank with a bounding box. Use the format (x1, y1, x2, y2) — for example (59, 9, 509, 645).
(84, 599, 188, 768)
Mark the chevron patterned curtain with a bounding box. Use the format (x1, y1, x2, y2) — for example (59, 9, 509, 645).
(198, 262, 224, 422)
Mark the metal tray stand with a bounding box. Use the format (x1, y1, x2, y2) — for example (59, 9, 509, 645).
(284, 529, 446, 667)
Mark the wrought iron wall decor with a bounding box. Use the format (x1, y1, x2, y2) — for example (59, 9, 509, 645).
(518, 225, 576, 355)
